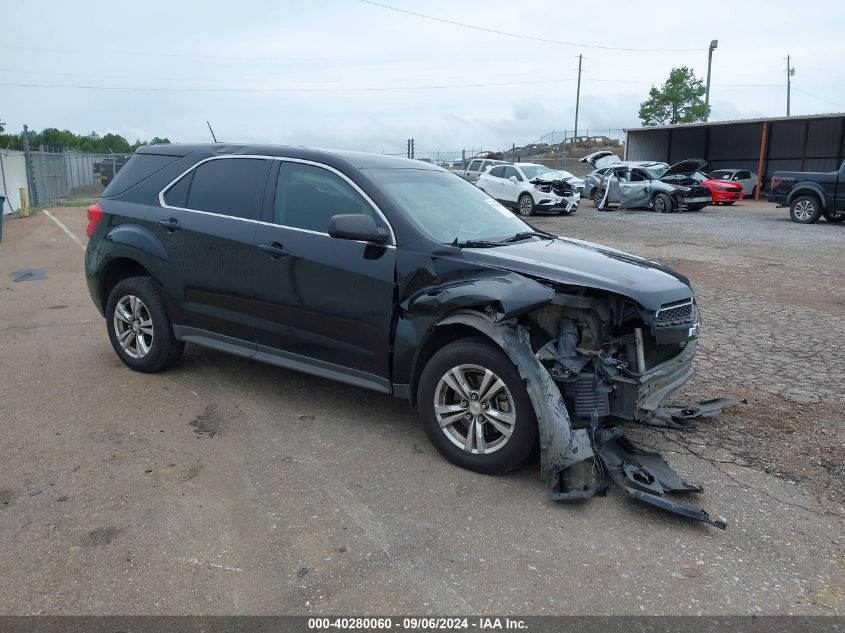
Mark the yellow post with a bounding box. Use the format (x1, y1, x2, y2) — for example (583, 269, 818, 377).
(18, 188, 29, 216)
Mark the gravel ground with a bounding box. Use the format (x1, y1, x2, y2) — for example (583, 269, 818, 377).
(0, 200, 842, 615)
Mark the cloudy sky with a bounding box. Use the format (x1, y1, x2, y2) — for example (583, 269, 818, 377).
(3, 0, 845, 160)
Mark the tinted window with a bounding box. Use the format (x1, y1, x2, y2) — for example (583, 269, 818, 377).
(273, 162, 378, 233)
(468, 160, 482, 172)
(163, 171, 193, 207)
(737, 171, 751, 179)
(103, 153, 179, 197)
(183, 158, 269, 219)
(489, 166, 506, 178)
(503, 166, 522, 181)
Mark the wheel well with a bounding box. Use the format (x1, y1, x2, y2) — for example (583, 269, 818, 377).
(409, 323, 490, 404)
(790, 189, 824, 208)
(100, 258, 150, 312)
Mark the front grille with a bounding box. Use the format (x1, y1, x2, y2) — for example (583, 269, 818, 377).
(656, 300, 694, 325)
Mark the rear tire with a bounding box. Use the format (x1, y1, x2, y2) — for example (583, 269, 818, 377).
(653, 193, 673, 213)
(106, 276, 184, 373)
(417, 337, 537, 475)
(789, 195, 822, 224)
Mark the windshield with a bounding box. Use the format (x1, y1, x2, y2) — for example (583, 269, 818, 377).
(710, 170, 732, 180)
(517, 165, 552, 179)
(643, 164, 669, 179)
(367, 168, 532, 244)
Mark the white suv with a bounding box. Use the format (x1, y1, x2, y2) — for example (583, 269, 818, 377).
(476, 163, 581, 216)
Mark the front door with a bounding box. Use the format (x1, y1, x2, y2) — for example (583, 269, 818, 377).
(251, 160, 396, 391)
(617, 168, 651, 208)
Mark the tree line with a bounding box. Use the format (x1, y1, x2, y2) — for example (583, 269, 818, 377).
(0, 120, 171, 154)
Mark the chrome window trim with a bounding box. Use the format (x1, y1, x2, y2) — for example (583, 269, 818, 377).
(157, 154, 397, 245)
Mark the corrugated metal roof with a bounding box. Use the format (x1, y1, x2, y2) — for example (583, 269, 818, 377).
(625, 112, 845, 133)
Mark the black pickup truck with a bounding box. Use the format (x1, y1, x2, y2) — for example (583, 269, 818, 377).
(768, 160, 845, 223)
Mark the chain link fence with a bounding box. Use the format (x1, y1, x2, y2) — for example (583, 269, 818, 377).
(1, 146, 117, 212)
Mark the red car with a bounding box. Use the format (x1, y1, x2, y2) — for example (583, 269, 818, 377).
(661, 159, 745, 206)
(697, 174, 744, 205)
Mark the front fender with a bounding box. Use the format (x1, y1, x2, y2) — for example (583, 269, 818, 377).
(402, 271, 554, 322)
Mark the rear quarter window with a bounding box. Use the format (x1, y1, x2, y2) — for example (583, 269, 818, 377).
(102, 153, 181, 197)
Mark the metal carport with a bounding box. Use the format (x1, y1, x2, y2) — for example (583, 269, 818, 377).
(624, 113, 845, 198)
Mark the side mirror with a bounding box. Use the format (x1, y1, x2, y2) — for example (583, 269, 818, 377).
(328, 214, 388, 244)
(508, 176, 518, 182)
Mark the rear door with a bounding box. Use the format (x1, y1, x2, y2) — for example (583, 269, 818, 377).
(149, 156, 272, 346)
(250, 159, 396, 391)
(481, 165, 507, 199)
(499, 166, 524, 203)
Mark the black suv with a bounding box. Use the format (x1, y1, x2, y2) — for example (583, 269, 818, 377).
(85, 144, 701, 494)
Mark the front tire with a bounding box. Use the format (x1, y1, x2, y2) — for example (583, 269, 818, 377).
(653, 193, 673, 213)
(106, 276, 184, 373)
(789, 195, 822, 224)
(417, 337, 537, 475)
(517, 193, 535, 217)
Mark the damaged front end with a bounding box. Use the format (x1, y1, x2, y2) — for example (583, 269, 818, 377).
(529, 175, 581, 214)
(528, 172, 581, 214)
(430, 284, 738, 529)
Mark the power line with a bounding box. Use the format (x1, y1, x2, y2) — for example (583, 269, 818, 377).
(355, 0, 707, 53)
(790, 85, 845, 111)
(0, 78, 579, 93)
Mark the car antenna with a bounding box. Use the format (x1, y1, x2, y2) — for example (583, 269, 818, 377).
(206, 121, 218, 143)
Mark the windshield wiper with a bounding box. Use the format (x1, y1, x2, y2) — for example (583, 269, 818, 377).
(453, 239, 503, 248)
(501, 230, 555, 243)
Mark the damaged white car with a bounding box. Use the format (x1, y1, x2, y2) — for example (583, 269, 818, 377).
(476, 163, 582, 216)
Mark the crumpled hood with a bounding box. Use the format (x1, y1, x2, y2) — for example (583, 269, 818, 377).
(532, 170, 585, 187)
(463, 237, 693, 310)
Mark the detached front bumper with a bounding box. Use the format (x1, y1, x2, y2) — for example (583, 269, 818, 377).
(636, 338, 697, 416)
(536, 193, 580, 214)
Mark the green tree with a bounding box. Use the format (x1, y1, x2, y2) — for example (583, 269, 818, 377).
(638, 67, 707, 126)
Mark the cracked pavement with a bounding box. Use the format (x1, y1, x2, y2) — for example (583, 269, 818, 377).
(0, 200, 843, 615)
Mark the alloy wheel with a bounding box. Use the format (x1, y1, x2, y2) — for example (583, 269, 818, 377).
(433, 364, 516, 455)
(519, 196, 533, 216)
(113, 295, 154, 359)
(793, 199, 815, 221)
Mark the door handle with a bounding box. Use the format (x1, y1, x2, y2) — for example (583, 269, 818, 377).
(158, 218, 180, 232)
(259, 242, 288, 258)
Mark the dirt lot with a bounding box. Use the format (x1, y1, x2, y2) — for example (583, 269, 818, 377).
(0, 199, 843, 615)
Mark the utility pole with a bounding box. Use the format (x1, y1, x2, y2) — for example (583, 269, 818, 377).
(704, 39, 718, 121)
(23, 124, 36, 207)
(786, 55, 795, 116)
(573, 54, 582, 138)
